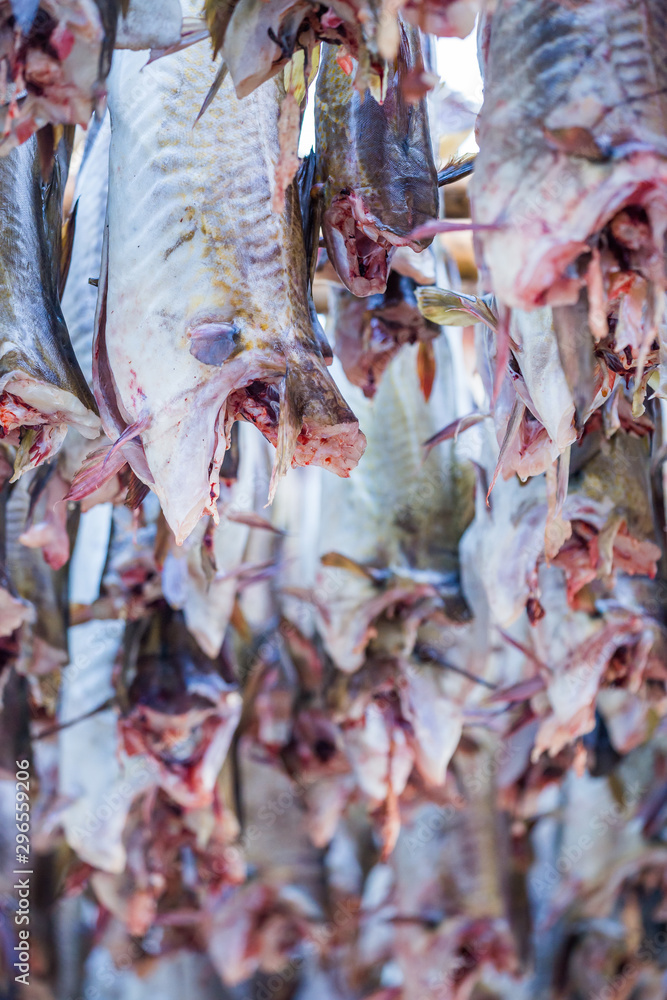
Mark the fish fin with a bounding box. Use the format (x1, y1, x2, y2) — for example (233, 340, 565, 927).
(147, 19, 209, 64)
(408, 219, 499, 242)
(487, 398, 525, 505)
(222, 507, 285, 534)
(321, 552, 376, 580)
(205, 0, 235, 57)
(26, 462, 55, 523)
(104, 414, 151, 467)
(492, 304, 511, 405)
(230, 598, 252, 642)
(552, 291, 598, 431)
(423, 412, 489, 456)
(36, 125, 58, 184)
(124, 470, 150, 510)
(417, 340, 436, 401)
(220, 420, 240, 482)
(416, 286, 497, 329)
(65, 447, 128, 503)
(284, 44, 319, 106)
(297, 150, 320, 287)
(59, 197, 78, 300)
(545, 454, 572, 562)
(194, 60, 228, 125)
(437, 153, 476, 186)
(188, 322, 239, 365)
(268, 366, 303, 503)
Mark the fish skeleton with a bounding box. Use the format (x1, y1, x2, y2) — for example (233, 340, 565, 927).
(85, 31, 364, 545)
(0, 131, 99, 480)
(315, 21, 438, 297)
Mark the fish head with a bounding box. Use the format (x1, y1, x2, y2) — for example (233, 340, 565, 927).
(332, 272, 440, 396)
(316, 24, 438, 297)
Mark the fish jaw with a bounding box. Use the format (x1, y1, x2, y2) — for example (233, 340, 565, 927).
(105, 346, 365, 545)
(218, 0, 377, 99)
(112, 350, 285, 546)
(323, 191, 427, 297)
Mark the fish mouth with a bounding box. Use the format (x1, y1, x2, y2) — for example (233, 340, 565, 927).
(323, 192, 424, 298)
(226, 375, 366, 478)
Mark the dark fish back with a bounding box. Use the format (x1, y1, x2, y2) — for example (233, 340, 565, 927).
(0, 134, 96, 411)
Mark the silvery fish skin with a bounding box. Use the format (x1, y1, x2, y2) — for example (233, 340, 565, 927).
(61, 112, 110, 386)
(5, 469, 70, 677)
(331, 271, 440, 397)
(0, 473, 32, 637)
(0, 133, 99, 479)
(95, 33, 364, 546)
(115, 0, 182, 50)
(315, 23, 438, 297)
(0, 0, 119, 154)
(471, 0, 667, 310)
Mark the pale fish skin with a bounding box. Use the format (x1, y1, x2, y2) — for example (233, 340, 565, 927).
(162, 422, 271, 658)
(509, 307, 577, 470)
(101, 29, 364, 546)
(0, 134, 99, 478)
